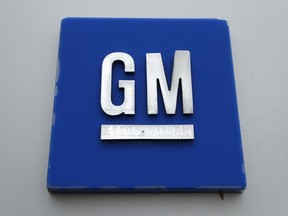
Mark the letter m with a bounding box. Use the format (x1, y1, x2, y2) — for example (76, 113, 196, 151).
(146, 50, 193, 114)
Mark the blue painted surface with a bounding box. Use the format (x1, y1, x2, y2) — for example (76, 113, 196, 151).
(47, 18, 246, 192)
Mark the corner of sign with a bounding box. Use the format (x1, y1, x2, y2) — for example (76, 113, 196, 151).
(216, 18, 230, 27)
(241, 176, 247, 191)
(60, 17, 72, 24)
(242, 182, 247, 191)
(46, 183, 54, 193)
(60, 17, 81, 28)
(241, 163, 247, 191)
(46, 176, 55, 193)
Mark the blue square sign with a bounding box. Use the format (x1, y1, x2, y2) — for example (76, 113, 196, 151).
(47, 18, 246, 192)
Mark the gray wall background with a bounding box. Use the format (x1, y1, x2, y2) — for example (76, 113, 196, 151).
(0, 0, 287, 215)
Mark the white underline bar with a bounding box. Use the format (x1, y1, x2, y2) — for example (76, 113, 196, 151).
(101, 125, 194, 140)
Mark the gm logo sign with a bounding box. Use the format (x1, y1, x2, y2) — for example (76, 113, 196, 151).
(100, 51, 194, 140)
(47, 18, 246, 192)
